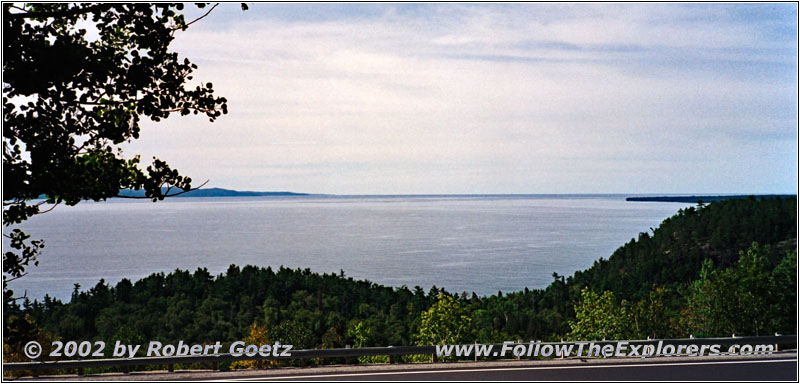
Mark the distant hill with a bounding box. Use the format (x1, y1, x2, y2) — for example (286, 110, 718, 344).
(626, 194, 795, 203)
(116, 187, 309, 198)
(574, 196, 797, 300)
(36, 188, 309, 200)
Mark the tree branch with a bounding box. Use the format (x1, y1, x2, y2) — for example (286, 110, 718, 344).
(7, 5, 28, 13)
(113, 179, 210, 199)
(5, 4, 113, 20)
(3, 199, 27, 206)
(5, 274, 28, 285)
(36, 202, 60, 214)
(182, 3, 219, 28)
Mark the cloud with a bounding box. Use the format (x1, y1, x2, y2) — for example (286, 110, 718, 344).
(123, 3, 797, 194)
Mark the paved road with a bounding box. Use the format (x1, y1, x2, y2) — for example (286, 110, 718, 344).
(224, 358, 797, 381)
(16, 353, 797, 381)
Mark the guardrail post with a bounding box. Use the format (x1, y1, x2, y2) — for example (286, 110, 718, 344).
(122, 365, 129, 374)
(432, 353, 438, 363)
(168, 363, 174, 372)
(31, 369, 38, 378)
(77, 367, 85, 376)
(775, 332, 780, 351)
(344, 345, 351, 365)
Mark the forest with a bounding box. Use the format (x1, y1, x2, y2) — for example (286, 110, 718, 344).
(3, 196, 797, 366)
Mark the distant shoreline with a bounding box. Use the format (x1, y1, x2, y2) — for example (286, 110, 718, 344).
(117, 187, 309, 198)
(55, 189, 794, 201)
(626, 195, 795, 203)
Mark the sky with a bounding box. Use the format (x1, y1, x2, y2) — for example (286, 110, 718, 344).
(122, 3, 798, 195)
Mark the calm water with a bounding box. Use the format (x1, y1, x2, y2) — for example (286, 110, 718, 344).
(6, 195, 691, 300)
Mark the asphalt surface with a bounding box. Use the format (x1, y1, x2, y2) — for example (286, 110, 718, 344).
(236, 358, 797, 381)
(11, 351, 797, 381)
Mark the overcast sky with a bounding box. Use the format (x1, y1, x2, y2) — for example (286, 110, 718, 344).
(123, 3, 798, 195)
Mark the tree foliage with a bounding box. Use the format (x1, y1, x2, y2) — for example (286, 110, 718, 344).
(682, 243, 793, 337)
(568, 288, 630, 341)
(231, 323, 274, 370)
(629, 285, 680, 339)
(3, 3, 228, 290)
(417, 293, 472, 346)
(570, 197, 796, 301)
(347, 320, 389, 363)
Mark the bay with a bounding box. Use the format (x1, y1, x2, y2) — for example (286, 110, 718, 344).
(6, 195, 691, 300)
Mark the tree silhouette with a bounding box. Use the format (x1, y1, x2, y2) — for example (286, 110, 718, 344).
(3, 3, 229, 296)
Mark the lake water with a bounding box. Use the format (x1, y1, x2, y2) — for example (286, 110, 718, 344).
(6, 195, 691, 301)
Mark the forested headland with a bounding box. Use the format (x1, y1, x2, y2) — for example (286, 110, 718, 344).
(625, 194, 794, 203)
(4, 197, 796, 365)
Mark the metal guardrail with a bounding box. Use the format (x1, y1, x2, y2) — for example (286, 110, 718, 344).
(3, 335, 796, 374)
